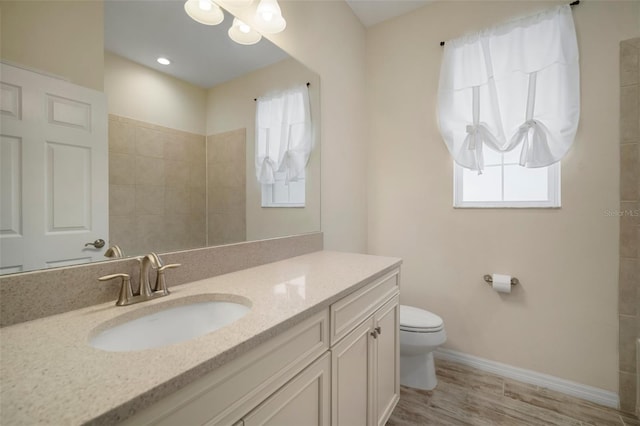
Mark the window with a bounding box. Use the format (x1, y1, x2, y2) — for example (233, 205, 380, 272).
(262, 170, 305, 207)
(453, 147, 560, 208)
(438, 5, 578, 208)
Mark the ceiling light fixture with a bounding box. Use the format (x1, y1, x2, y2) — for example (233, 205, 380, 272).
(223, 0, 254, 6)
(184, 0, 224, 25)
(254, 0, 286, 34)
(228, 18, 261, 45)
(157, 57, 171, 65)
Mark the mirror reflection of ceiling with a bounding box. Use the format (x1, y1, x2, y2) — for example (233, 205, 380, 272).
(104, 1, 290, 88)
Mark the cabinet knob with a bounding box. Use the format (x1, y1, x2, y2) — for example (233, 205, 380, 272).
(375, 326, 382, 335)
(370, 330, 378, 339)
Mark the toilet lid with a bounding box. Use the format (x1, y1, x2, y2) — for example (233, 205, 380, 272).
(400, 305, 443, 332)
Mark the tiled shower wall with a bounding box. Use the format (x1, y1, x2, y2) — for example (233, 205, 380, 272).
(108, 115, 206, 256)
(207, 129, 247, 246)
(619, 38, 640, 414)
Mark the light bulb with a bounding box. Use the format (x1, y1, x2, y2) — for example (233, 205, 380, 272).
(255, 0, 286, 34)
(228, 18, 261, 45)
(157, 57, 171, 65)
(184, 0, 224, 26)
(198, 0, 212, 11)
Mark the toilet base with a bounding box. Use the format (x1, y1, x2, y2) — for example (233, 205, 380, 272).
(400, 351, 438, 390)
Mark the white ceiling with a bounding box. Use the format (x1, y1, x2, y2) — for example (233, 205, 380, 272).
(104, 0, 431, 88)
(346, 0, 432, 27)
(104, 1, 290, 89)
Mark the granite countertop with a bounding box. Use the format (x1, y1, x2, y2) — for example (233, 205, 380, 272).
(0, 250, 401, 425)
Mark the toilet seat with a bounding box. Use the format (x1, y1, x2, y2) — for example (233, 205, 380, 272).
(400, 305, 444, 333)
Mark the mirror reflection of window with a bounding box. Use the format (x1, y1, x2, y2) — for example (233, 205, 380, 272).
(255, 84, 312, 209)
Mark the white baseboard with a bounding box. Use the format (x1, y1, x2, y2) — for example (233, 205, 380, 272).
(435, 348, 620, 409)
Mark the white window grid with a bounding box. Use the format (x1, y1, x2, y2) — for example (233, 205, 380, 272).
(453, 155, 561, 208)
(261, 171, 306, 208)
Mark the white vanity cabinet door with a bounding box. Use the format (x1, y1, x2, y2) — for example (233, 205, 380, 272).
(374, 296, 400, 426)
(241, 353, 331, 426)
(331, 294, 400, 426)
(331, 316, 376, 426)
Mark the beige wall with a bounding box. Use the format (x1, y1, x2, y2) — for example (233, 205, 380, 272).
(104, 51, 207, 135)
(366, 1, 639, 392)
(206, 58, 321, 241)
(0, 1, 103, 91)
(221, 0, 368, 252)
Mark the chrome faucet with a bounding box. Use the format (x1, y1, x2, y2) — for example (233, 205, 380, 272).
(99, 252, 181, 306)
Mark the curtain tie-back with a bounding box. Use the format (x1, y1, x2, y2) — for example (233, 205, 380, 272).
(461, 123, 502, 174)
(280, 149, 306, 184)
(511, 119, 555, 168)
(465, 124, 479, 149)
(519, 119, 537, 131)
(258, 157, 277, 184)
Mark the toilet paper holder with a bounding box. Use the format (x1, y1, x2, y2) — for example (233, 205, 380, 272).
(483, 274, 519, 286)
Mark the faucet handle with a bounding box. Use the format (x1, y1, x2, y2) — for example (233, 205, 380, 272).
(154, 263, 181, 295)
(157, 263, 181, 272)
(99, 273, 133, 306)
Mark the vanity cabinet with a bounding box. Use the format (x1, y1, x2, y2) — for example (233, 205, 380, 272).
(121, 268, 400, 426)
(120, 309, 330, 426)
(331, 275, 400, 426)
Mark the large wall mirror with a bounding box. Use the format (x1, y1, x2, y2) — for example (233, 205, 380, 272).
(0, 0, 320, 275)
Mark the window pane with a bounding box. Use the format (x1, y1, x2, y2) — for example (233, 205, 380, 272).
(289, 180, 305, 204)
(503, 165, 549, 201)
(462, 166, 502, 202)
(272, 181, 289, 204)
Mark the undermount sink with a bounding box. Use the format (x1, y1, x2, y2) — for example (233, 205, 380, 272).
(89, 296, 251, 352)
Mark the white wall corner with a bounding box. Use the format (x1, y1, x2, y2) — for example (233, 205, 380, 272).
(435, 348, 620, 409)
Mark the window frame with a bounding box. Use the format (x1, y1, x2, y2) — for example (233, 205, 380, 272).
(453, 160, 561, 209)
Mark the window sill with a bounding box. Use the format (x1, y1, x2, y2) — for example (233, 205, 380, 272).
(261, 204, 306, 208)
(453, 202, 561, 209)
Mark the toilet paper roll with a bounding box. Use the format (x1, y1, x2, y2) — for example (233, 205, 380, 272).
(492, 273, 512, 294)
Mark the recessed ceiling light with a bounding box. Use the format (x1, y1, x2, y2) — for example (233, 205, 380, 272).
(157, 57, 171, 65)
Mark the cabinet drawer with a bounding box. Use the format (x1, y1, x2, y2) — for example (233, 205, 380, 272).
(330, 269, 399, 345)
(121, 309, 329, 426)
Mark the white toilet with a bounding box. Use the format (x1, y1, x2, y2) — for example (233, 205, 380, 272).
(399, 305, 446, 390)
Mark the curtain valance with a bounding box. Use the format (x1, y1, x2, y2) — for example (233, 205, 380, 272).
(437, 5, 580, 173)
(255, 84, 312, 184)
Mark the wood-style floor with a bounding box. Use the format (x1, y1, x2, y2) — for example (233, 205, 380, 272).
(387, 359, 640, 426)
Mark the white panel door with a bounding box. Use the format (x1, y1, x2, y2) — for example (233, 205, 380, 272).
(0, 63, 108, 274)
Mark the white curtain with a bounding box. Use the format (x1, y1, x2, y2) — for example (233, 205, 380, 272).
(437, 5, 580, 173)
(255, 84, 312, 184)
